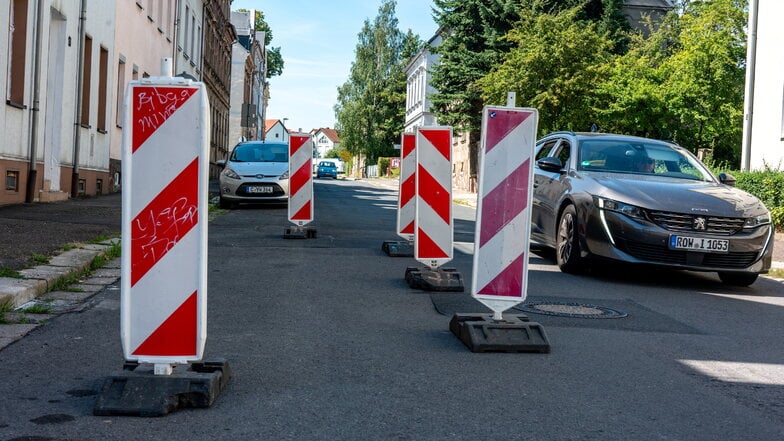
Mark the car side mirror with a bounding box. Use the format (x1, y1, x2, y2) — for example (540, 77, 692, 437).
(718, 172, 736, 187)
(537, 156, 564, 173)
(216, 159, 226, 169)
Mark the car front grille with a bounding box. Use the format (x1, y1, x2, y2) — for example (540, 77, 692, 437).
(647, 210, 745, 235)
(621, 241, 759, 269)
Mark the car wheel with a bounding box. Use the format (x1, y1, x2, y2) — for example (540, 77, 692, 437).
(718, 271, 758, 287)
(218, 196, 232, 210)
(556, 204, 585, 273)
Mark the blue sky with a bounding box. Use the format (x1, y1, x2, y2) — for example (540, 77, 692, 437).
(231, 0, 437, 133)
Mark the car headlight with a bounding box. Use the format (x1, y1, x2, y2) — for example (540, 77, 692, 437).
(279, 170, 289, 180)
(594, 196, 645, 220)
(744, 212, 771, 229)
(222, 166, 240, 180)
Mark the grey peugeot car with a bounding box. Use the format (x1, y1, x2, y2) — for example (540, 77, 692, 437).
(218, 141, 290, 208)
(531, 132, 773, 286)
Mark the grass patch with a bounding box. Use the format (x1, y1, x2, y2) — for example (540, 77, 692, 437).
(30, 253, 49, 265)
(90, 232, 120, 244)
(767, 268, 784, 279)
(20, 304, 53, 314)
(0, 298, 14, 324)
(62, 243, 77, 252)
(0, 266, 23, 279)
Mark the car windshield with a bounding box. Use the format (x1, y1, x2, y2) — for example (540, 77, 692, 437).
(319, 162, 334, 167)
(577, 139, 713, 181)
(230, 143, 288, 163)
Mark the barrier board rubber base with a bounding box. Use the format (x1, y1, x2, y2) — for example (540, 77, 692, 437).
(449, 313, 550, 353)
(381, 240, 414, 257)
(93, 358, 231, 417)
(405, 266, 464, 292)
(283, 226, 317, 239)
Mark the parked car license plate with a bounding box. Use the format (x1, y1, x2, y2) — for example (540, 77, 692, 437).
(669, 235, 729, 253)
(247, 186, 273, 194)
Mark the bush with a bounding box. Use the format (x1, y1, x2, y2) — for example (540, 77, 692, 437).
(378, 157, 391, 177)
(714, 168, 784, 231)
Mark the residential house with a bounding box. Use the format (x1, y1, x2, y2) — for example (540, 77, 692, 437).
(229, 9, 266, 146)
(111, 0, 177, 193)
(172, 0, 204, 81)
(622, 0, 676, 36)
(742, 1, 784, 171)
(1, 0, 116, 205)
(264, 119, 289, 143)
(202, 0, 236, 179)
(311, 127, 341, 159)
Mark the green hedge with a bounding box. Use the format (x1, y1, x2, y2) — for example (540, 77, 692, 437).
(717, 169, 784, 231)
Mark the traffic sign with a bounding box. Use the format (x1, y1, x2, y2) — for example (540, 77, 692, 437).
(397, 132, 416, 241)
(288, 134, 314, 226)
(472, 106, 539, 318)
(415, 126, 453, 269)
(121, 79, 209, 365)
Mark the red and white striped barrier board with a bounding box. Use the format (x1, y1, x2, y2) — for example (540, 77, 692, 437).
(288, 134, 314, 226)
(472, 106, 539, 315)
(396, 132, 416, 240)
(415, 126, 453, 269)
(121, 79, 210, 364)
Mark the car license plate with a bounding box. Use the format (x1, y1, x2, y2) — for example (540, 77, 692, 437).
(669, 235, 729, 253)
(247, 186, 273, 194)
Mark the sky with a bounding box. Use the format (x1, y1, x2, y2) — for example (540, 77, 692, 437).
(231, 0, 438, 133)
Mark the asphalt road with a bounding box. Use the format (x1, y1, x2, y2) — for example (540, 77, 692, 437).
(1, 179, 784, 440)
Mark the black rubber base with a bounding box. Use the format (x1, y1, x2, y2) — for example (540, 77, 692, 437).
(284, 226, 317, 239)
(381, 240, 414, 257)
(93, 359, 231, 417)
(405, 266, 464, 292)
(449, 313, 550, 353)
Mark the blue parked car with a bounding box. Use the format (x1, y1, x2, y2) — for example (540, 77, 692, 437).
(316, 161, 338, 179)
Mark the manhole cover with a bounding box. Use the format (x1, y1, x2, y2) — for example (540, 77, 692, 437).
(515, 301, 627, 319)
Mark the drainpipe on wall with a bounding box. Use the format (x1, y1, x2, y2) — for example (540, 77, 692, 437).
(71, 0, 87, 198)
(741, 0, 759, 172)
(25, 0, 45, 203)
(172, 0, 180, 75)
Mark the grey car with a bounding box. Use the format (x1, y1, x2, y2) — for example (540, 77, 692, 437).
(218, 141, 290, 208)
(531, 132, 773, 286)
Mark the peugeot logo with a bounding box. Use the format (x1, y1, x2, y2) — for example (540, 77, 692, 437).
(693, 217, 707, 231)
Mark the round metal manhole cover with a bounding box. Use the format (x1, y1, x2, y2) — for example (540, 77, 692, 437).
(515, 302, 627, 319)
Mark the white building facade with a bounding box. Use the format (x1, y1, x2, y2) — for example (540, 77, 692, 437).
(742, 1, 784, 171)
(1, 0, 116, 204)
(404, 33, 441, 133)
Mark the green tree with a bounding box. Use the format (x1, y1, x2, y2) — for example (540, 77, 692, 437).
(478, 6, 615, 134)
(335, 0, 421, 163)
(597, 0, 746, 165)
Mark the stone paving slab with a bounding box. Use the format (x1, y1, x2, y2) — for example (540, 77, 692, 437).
(48, 248, 101, 268)
(0, 278, 48, 308)
(78, 276, 120, 286)
(91, 268, 120, 278)
(18, 265, 74, 281)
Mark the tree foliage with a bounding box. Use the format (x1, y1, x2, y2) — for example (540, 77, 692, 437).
(478, 6, 615, 134)
(334, 0, 421, 163)
(596, 0, 746, 165)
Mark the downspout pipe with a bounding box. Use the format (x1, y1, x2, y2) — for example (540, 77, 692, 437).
(741, 0, 759, 172)
(25, 0, 45, 203)
(71, 0, 87, 198)
(172, 0, 180, 75)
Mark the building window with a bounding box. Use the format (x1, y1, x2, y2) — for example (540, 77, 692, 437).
(6, 0, 29, 107)
(97, 47, 108, 132)
(5, 170, 20, 191)
(78, 179, 86, 196)
(190, 16, 196, 65)
(183, 5, 190, 57)
(81, 35, 93, 126)
(132, 64, 139, 81)
(116, 57, 125, 127)
(96, 179, 103, 195)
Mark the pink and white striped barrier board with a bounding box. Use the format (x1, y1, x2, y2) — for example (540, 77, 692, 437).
(396, 132, 416, 240)
(472, 106, 539, 315)
(415, 126, 453, 269)
(288, 134, 314, 226)
(121, 79, 210, 364)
